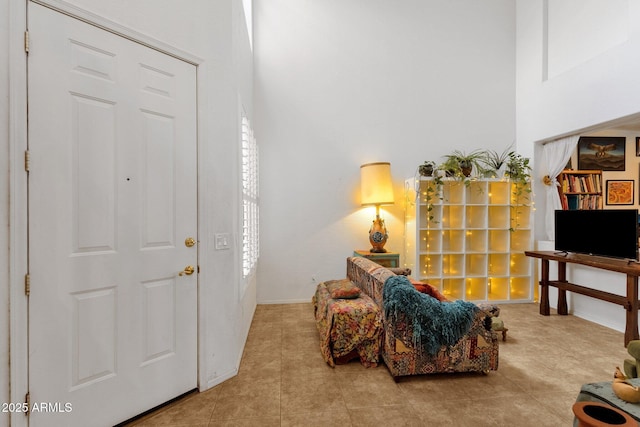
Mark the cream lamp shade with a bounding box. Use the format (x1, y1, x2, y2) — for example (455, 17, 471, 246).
(360, 162, 394, 253)
(360, 162, 394, 206)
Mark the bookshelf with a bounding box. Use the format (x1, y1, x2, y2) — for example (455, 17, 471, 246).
(557, 169, 603, 210)
(404, 177, 534, 303)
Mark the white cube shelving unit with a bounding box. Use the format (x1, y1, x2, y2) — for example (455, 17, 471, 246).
(404, 177, 534, 303)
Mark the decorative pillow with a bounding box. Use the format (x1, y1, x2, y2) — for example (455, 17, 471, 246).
(409, 279, 448, 302)
(326, 279, 361, 299)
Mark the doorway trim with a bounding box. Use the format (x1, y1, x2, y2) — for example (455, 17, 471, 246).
(8, 2, 209, 425)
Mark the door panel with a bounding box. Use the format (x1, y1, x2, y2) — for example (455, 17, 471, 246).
(28, 3, 198, 426)
(72, 94, 117, 253)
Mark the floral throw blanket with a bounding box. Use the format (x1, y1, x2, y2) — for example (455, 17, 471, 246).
(312, 279, 382, 367)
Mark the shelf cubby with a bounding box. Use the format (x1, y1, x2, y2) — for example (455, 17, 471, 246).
(442, 278, 464, 300)
(510, 277, 532, 300)
(487, 277, 510, 301)
(466, 181, 488, 204)
(510, 205, 532, 229)
(442, 254, 464, 276)
(422, 205, 442, 227)
(510, 253, 531, 276)
(419, 254, 442, 277)
(488, 253, 509, 276)
(442, 182, 465, 204)
(488, 181, 510, 204)
(417, 180, 442, 205)
(442, 205, 464, 228)
(465, 254, 487, 276)
(510, 230, 531, 251)
(465, 206, 487, 228)
(419, 230, 441, 253)
(442, 230, 465, 252)
(466, 277, 487, 300)
(488, 230, 509, 252)
(466, 230, 487, 253)
(488, 206, 509, 228)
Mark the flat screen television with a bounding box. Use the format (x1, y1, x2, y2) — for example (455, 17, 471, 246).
(554, 209, 639, 260)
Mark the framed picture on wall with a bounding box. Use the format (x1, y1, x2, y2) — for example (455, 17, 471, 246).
(577, 136, 626, 171)
(636, 137, 640, 156)
(606, 180, 634, 205)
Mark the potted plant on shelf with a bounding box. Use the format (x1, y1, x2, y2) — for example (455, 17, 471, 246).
(418, 160, 437, 177)
(441, 149, 485, 179)
(479, 145, 514, 178)
(506, 152, 531, 182)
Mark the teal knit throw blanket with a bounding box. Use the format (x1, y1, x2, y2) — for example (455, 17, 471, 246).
(383, 275, 479, 355)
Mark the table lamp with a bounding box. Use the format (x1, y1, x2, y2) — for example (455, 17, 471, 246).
(360, 162, 394, 253)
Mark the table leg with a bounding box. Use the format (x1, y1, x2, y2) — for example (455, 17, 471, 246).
(625, 275, 639, 347)
(557, 261, 568, 315)
(540, 259, 550, 316)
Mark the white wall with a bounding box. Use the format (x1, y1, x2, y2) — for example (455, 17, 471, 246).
(254, 0, 516, 303)
(0, 0, 10, 424)
(517, 0, 640, 159)
(517, 0, 640, 330)
(1, 0, 254, 419)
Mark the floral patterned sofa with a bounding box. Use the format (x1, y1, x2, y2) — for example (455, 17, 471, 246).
(345, 256, 499, 379)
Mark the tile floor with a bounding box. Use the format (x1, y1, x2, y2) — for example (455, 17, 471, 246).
(125, 302, 630, 426)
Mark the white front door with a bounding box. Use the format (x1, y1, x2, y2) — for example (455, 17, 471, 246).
(27, 3, 198, 426)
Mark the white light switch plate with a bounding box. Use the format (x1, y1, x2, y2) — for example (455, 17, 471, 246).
(214, 233, 231, 250)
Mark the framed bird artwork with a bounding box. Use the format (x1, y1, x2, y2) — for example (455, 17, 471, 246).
(577, 136, 626, 171)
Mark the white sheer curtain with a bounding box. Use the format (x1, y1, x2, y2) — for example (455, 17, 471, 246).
(541, 135, 580, 240)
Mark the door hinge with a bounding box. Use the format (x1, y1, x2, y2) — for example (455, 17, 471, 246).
(25, 274, 30, 296)
(24, 150, 30, 172)
(25, 391, 30, 415)
(24, 30, 29, 54)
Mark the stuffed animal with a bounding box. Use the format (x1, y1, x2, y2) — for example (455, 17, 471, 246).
(623, 340, 640, 378)
(612, 366, 640, 403)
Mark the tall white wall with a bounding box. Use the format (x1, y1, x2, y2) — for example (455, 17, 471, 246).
(0, 0, 10, 424)
(0, 0, 254, 417)
(517, 0, 640, 331)
(517, 0, 640, 159)
(254, 0, 516, 303)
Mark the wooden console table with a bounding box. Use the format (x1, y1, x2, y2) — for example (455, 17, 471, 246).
(352, 250, 400, 268)
(525, 250, 640, 347)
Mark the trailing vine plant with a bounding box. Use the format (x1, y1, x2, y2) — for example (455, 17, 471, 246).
(505, 152, 532, 232)
(424, 173, 444, 223)
(416, 161, 444, 223)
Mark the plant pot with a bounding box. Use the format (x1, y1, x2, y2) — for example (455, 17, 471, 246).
(418, 164, 434, 177)
(573, 401, 635, 426)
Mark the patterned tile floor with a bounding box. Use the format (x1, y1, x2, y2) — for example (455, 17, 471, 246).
(125, 303, 629, 426)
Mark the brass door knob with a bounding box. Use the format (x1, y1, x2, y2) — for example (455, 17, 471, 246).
(179, 265, 195, 276)
(185, 237, 196, 247)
